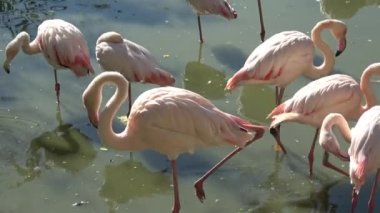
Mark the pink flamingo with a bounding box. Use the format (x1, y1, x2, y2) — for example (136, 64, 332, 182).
(267, 63, 380, 176)
(95, 31, 175, 115)
(82, 71, 265, 213)
(186, 0, 238, 43)
(3, 19, 94, 102)
(225, 19, 347, 106)
(319, 106, 380, 213)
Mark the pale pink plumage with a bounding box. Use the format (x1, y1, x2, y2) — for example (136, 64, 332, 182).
(82, 71, 265, 213)
(268, 63, 380, 176)
(226, 19, 347, 105)
(186, 0, 237, 43)
(3, 19, 94, 101)
(319, 106, 380, 213)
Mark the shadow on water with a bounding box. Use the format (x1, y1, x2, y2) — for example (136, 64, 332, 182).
(10, 108, 96, 187)
(99, 159, 172, 213)
(211, 44, 247, 72)
(319, 0, 380, 19)
(184, 44, 227, 100)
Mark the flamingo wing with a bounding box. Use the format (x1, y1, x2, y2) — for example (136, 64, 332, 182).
(226, 31, 314, 90)
(128, 87, 255, 158)
(38, 19, 94, 76)
(96, 37, 174, 85)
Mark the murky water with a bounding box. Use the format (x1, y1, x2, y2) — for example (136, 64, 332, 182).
(1, 0, 380, 212)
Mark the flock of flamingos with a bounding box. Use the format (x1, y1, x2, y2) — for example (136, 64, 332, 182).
(3, 0, 380, 212)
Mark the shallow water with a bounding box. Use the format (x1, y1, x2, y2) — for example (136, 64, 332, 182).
(1, 0, 380, 212)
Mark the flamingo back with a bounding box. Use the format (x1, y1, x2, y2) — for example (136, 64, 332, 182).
(187, 0, 237, 19)
(226, 31, 314, 90)
(96, 37, 175, 86)
(38, 19, 94, 76)
(349, 106, 380, 189)
(127, 87, 255, 159)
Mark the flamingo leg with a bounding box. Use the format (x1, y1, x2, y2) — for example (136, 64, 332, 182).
(54, 69, 60, 103)
(257, 0, 265, 42)
(351, 187, 359, 213)
(368, 169, 380, 213)
(307, 128, 319, 176)
(275, 86, 285, 106)
(269, 127, 287, 154)
(197, 15, 204, 43)
(322, 151, 349, 177)
(127, 83, 132, 117)
(171, 160, 181, 213)
(194, 127, 265, 202)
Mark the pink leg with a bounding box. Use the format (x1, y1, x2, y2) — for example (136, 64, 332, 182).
(257, 0, 265, 42)
(54, 69, 60, 103)
(351, 188, 359, 213)
(194, 128, 265, 202)
(197, 15, 203, 43)
(368, 169, 380, 213)
(171, 160, 180, 213)
(322, 151, 349, 177)
(308, 128, 319, 177)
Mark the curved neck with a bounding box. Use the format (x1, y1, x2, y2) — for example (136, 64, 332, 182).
(304, 23, 335, 78)
(16, 32, 41, 54)
(95, 73, 140, 151)
(320, 113, 351, 160)
(359, 65, 379, 114)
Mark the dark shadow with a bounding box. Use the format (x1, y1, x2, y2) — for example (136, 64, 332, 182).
(98, 159, 172, 213)
(319, 0, 380, 19)
(211, 44, 248, 72)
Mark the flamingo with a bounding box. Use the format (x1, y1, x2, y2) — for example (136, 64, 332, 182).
(186, 0, 237, 43)
(3, 19, 94, 102)
(82, 71, 265, 213)
(95, 31, 175, 115)
(319, 106, 380, 213)
(225, 19, 347, 106)
(267, 63, 380, 176)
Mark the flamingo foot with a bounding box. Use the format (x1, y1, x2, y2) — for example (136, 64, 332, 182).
(194, 180, 206, 203)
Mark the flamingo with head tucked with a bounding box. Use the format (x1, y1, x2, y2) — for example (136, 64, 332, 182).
(268, 63, 380, 176)
(82, 71, 265, 213)
(225, 19, 347, 106)
(319, 106, 380, 213)
(3, 19, 94, 102)
(95, 31, 175, 115)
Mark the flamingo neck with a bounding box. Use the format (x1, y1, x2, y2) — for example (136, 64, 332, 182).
(305, 23, 335, 79)
(17, 32, 41, 55)
(359, 67, 378, 114)
(96, 74, 140, 151)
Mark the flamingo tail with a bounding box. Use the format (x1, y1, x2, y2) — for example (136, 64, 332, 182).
(143, 68, 175, 86)
(266, 103, 285, 119)
(225, 68, 249, 91)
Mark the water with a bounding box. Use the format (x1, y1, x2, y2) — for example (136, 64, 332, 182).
(0, 0, 380, 212)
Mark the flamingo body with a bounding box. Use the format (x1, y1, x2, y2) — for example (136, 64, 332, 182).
(95, 31, 175, 86)
(225, 19, 347, 105)
(82, 71, 265, 212)
(187, 0, 237, 19)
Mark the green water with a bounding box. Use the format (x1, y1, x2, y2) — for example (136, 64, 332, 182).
(1, 0, 380, 212)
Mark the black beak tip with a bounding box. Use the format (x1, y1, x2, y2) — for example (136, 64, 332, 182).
(335, 50, 342, 57)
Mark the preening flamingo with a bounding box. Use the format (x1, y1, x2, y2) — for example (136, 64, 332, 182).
(82, 71, 265, 213)
(95, 31, 175, 115)
(319, 106, 380, 213)
(186, 0, 237, 43)
(3, 19, 94, 102)
(225, 19, 347, 106)
(267, 63, 380, 176)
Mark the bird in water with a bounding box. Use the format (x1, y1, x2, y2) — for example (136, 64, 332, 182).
(82, 71, 265, 213)
(3, 19, 94, 103)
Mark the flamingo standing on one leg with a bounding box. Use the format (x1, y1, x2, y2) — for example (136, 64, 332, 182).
(225, 19, 347, 106)
(319, 106, 380, 213)
(186, 0, 237, 43)
(95, 31, 175, 115)
(3, 19, 94, 103)
(267, 63, 380, 176)
(82, 71, 265, 213)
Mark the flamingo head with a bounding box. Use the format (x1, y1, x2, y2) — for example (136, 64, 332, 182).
(220, 0, 237, 20)
(330, 20, 347, 57)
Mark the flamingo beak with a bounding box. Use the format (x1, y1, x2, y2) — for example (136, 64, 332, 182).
(335, 38, 346, 57)
(3, 63, 10, 74)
